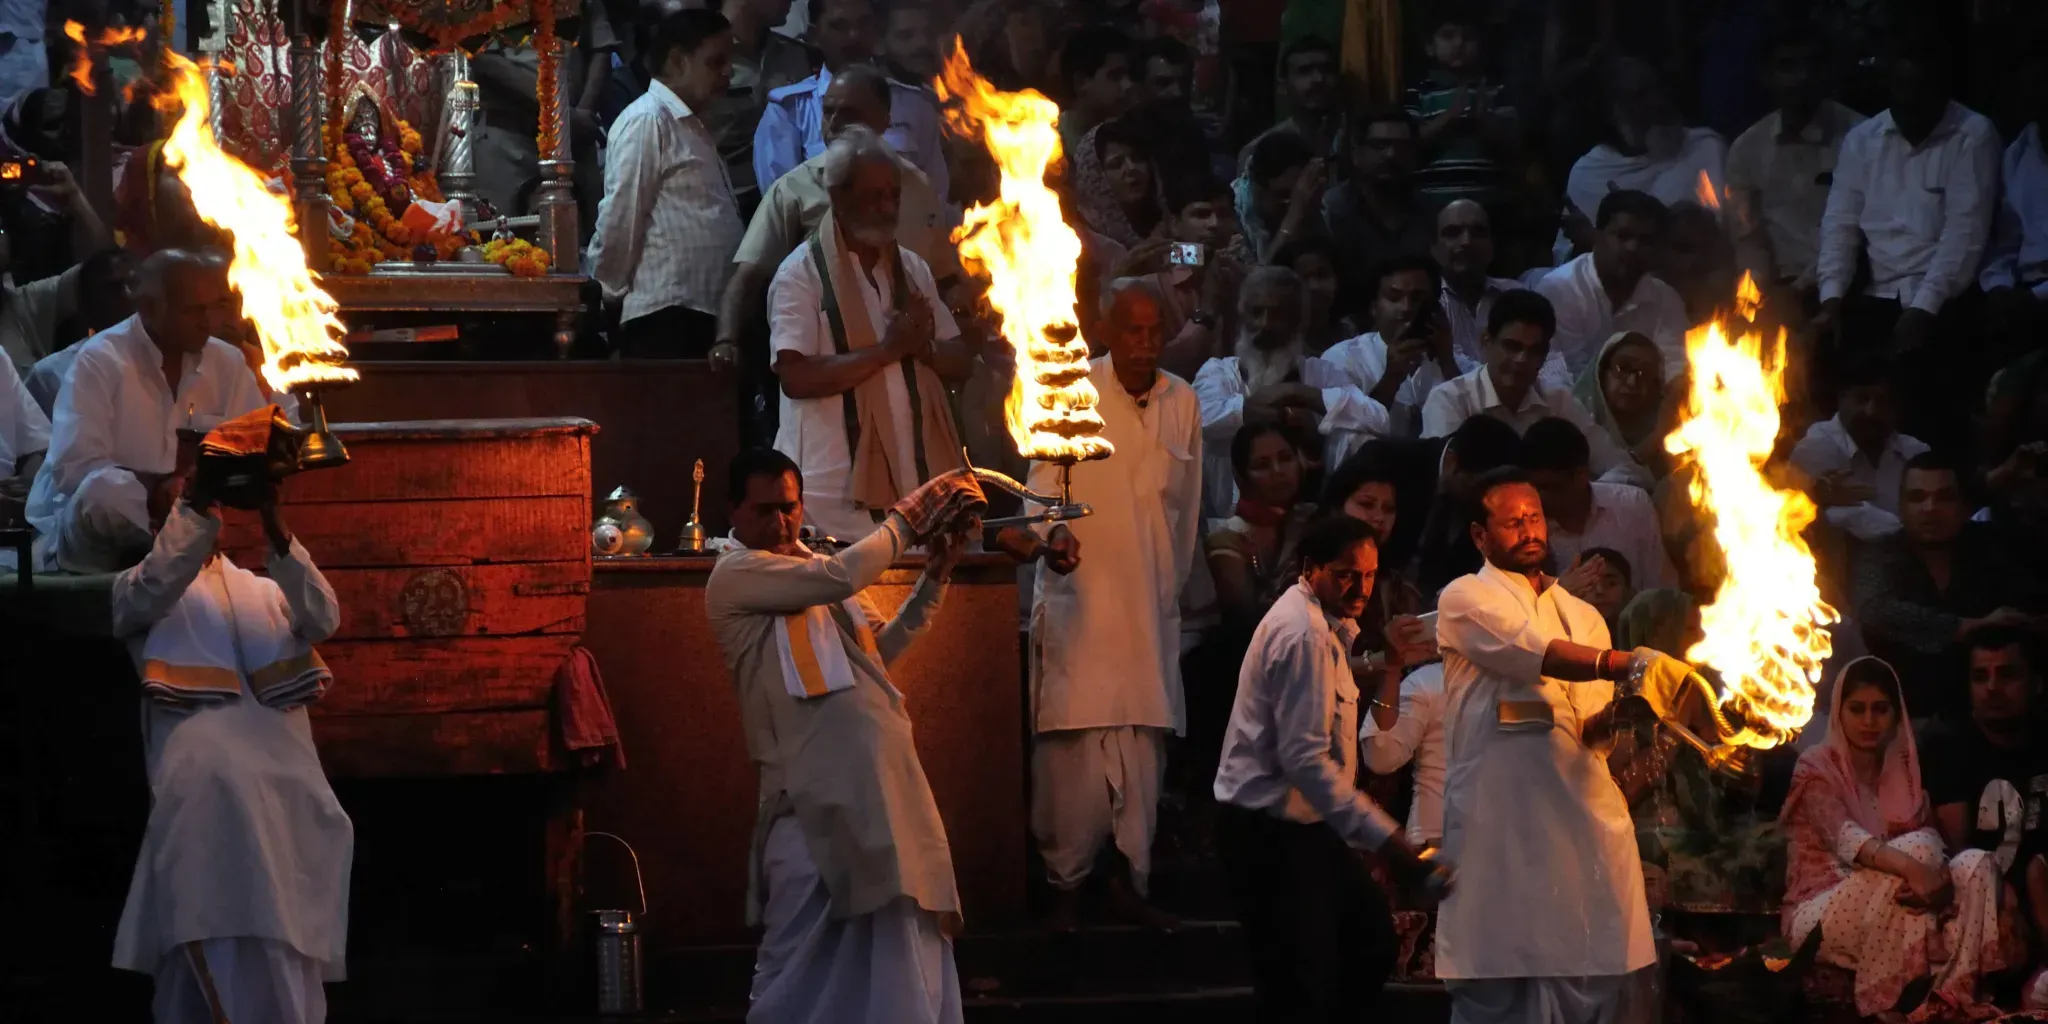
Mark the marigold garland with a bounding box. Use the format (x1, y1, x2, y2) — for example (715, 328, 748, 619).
(482, 236, 550, 278)
(322, 0, 353, 134)
(534, 0, 560, 159)
(322, 110, 471, 272)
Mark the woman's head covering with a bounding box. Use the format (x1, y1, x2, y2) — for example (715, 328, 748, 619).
(1070, 119, 1154, 249)
(1573, 330, 1663, 449)
(1614, 588, 1696, 654)
(1780, 656, 1928, 839)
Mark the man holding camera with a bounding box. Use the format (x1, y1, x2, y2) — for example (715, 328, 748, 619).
(1323, 253, 1465, 436)
(107, 409, 352, 1024)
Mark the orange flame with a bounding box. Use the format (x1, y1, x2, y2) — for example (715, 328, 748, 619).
(63, 21, 150, 95)
(1694, 169, 1721, 212)
(934, 40, 1111, 464)
(1665, 272, 1836, 748)
(157, 48, 356, 392)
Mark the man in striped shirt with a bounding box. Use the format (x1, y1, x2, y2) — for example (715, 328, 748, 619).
(589, 8, 746, 358)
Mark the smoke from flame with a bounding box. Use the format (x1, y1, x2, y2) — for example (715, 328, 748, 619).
(63, 21, 150, 94)
(154, 47, 356, 392)
(1666, 272, 1836, 749)
(935, 40, 1111, 464)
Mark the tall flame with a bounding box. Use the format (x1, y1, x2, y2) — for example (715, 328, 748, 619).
(935, 41, 1111, 464)
(1666, 272, 1836, 748)
(156, 46, 356, 392)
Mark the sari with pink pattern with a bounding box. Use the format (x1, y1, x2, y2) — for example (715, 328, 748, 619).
(1779, 658, 2008, 1020)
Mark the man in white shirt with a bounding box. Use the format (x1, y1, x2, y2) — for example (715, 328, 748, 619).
(25, 250, 264, 574)
(1519, 416, 1678, 591)
(1812, 43, 2001, 449)
(0, 348, 48, 569)
(1435, 468, 1690, 1024)
(768, 126, 972, 544)
(1536, 190, 1691, 379)
(1434, 200, 1567, 384)
(588, 8, 745, 358)
(1322, 254, 1462, 436)
(1420, 290, 1630, 478)
(1192, 266, 1389, 519)
(1029, 280, 1202, 930)
(1724, 31, 1867, 299)
(1361, 661, 1450, 846)
(1560, 58, 1726, 263)
(1980, 53, 2048, 351)
(25, 247, 138, 417)
(752, 0, 950, 202)
(1213, 514, 1449, 1022)
(1789, 361, 1930, 541)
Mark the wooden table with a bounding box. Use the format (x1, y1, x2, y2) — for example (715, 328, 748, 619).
(325, 271, 590, 358)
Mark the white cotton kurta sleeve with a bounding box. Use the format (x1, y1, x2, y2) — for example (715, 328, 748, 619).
(712, 515, 909, 615)
(1361, 676, 1437, 774)
(266, 536, 340, 646)
(1302, 357, 1392, 469)
(27, 341, 129, 533)
(1437, 581, 1555, 682)
(0, 351, 48, 470)
(110, 502, 222, 637)
(1191, 358, 1247, 447)
(852, 572, 946, 665)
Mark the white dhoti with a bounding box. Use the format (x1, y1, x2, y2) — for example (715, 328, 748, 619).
(152, 938, 327, 1024)
(39, 464, 152, 573)
(1446, 967, 1658, 1024)
(1030, 726, 1167, 893)
(749, 815, 962, 1024)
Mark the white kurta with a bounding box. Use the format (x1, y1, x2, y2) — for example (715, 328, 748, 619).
(1434, 562, 1654, 982)
(1360, 662, 1449, 845)
(0, 348, 48, 471)
(768, 243, 962, 545)
(1028, 357, 1204, 734)
(1192, 353, 1389, 519)
(110, 504, 353, 981)
(24, 315, 267, 572)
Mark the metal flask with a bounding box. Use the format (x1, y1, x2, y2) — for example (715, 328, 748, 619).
(588, 832, 648, 1014)
(592, 908, 643, 1014)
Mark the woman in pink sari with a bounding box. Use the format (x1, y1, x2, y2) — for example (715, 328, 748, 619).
(1780, 657, 2007, 1020)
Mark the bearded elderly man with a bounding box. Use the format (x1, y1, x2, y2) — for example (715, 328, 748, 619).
(1434, 467, 1697, 1024)
(25, 249, 266, 574)
(707, 448, 988, 1024)
(769, 125, 973, 544)
(1192, 265, 1390, 519)
(1029, 279, 1201, 930)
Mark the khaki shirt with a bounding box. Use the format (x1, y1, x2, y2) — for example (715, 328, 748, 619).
(704, 515, 961, 924)
(734, 151, 960, 280)
(701, 30, 814, 210)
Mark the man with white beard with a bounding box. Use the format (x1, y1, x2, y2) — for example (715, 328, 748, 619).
(768, 124, 973, 544)
(1028, 279, 1202, 930)
(1192, 266, 1389, 519)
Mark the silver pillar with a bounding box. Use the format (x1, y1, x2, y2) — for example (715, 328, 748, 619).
(434, 47, 480, 220)
(289, 34, 332, 268)
(534, 31, 578, 274)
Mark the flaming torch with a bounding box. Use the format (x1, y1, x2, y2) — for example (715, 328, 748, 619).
(935, 40, 1112, 525)
(156, 45, 359, 467)
(1660, 273, 1838, 771)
